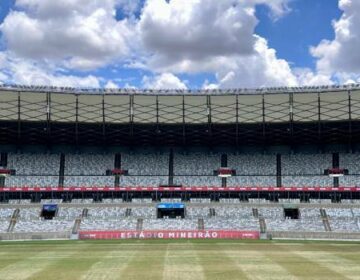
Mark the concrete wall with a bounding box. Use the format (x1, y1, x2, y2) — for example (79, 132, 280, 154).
(270, 231, 360, 240)
(0, 231, 71, 241)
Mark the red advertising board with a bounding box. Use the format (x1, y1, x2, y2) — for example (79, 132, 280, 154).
(1, 186, 360, 192)
(78, 230, 260, 240)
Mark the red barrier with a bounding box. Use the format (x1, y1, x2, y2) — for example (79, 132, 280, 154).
(78, 230, 260, 240)
(1, 186, 360, 192)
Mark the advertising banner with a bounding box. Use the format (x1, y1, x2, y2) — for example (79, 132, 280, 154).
(79, 230, 260, 240)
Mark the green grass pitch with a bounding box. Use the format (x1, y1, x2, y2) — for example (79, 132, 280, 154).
(0, 239, 359, 280)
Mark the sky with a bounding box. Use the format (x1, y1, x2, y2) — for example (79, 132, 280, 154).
(0, 0, 358, 90)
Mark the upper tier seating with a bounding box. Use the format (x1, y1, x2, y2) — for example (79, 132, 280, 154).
(119, 152, 169, 186)
(282, 176, 333, 187)
(339, 152, 360, 186)
(173, 152, 219, 186)
(120, 176, 168, 186)
(3, 151, 360, 188)
(282, 154, 333, 187)
(173, 176, 220, 186)
(174, 152, 219, 175)
(282, 154, 332, 175)
(6, 153, 60, 187)
(6, 176, 59, 187)
(7, 153, 60, 175)
(226, 154, 276, 187)
(227, 176, 276, 187)
(64, 154, 114, 187)
(228, 154, 276, 175)
(122, 152, 168, 175)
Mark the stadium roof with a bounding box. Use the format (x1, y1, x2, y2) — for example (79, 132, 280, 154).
(1, 84, 360, 146)
(1, 83, 360, 95)
(0, 84, 360, 124)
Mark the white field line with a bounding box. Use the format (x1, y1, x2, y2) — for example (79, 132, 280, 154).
(0, 250, 74, 280)
(294, 251, 360, 280)
(224, 250, 298, 280)
(80, 250, 137, 280)
(162, 243, 205, 280)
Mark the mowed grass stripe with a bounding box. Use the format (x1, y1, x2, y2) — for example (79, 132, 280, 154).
(162, 243, 205, 280)
(195, 243, 250, 280)
(0, 247, 48, 271)
(295, 251, 360, 280)
(0, 249, 76, 280)
(224, 249, 295, 280)
(118, 243, 167, 280)
(25, 244, 114, 280)
(79, 249, 138, 280)
(268, 244, 351, 280)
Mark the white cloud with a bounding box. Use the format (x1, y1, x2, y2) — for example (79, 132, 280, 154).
(136, 0, 299, 88)
(104, 80, 119, 88)
(142, 73, 187, 89)
(139, 0, 258, 64)
(293, 68, 333, 86)
(311, 0, 360, 76)
(202, 79, 219, 90)
(0, 0, 133, 70)
(0, 52, 101, 87)
(0, 0, 343, 89)
(215, 36, 298, 88)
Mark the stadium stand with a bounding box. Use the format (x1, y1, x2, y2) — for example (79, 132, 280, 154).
(6, 153, 60, 187)
(1, 204, 360, 237)
(1, 85, 360, 240)
(14, 220, 74, 233)
(227, 154, 276, 187)
(64, 154, 114, 187)
(173, 152, 220, 186)
(204, 218, 260, 231)
(80, 219, 137, 231)
(142, 218, 198, 230)
(282, 154, 333, 187)
(2, 151, 360, 188)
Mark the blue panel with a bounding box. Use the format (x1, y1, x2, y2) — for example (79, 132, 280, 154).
(42, 204, 58, 211)
(157, 203, 185, 209)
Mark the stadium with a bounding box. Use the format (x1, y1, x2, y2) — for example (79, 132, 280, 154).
(1, 83, 360, 279)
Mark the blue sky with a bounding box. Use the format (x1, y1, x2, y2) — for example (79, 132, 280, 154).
(255, 0, 341, 69)
(0, 0, 357, 89)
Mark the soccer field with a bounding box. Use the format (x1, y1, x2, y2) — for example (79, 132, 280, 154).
(0, 240, 359, 280)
